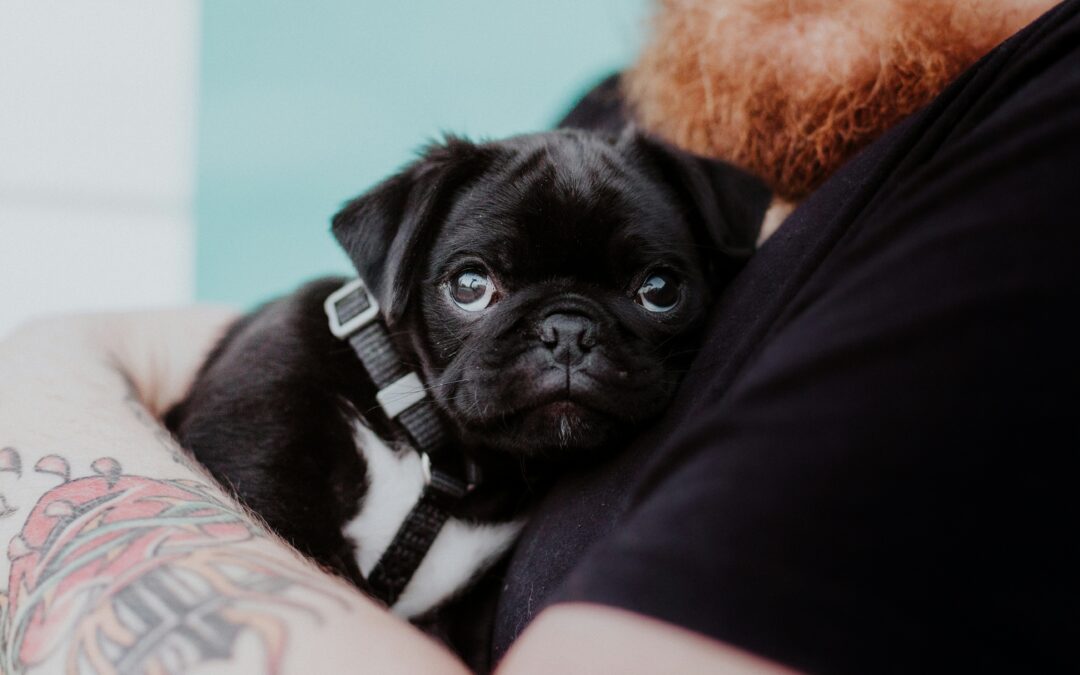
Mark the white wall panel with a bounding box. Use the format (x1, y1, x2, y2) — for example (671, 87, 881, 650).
(0, 205, 192, 323)
(0, 0, 199, 337)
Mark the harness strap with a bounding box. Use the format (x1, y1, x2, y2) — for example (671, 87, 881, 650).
(325, 279, 473, 607)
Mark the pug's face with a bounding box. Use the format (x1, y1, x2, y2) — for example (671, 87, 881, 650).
(334, 130, 768, 457)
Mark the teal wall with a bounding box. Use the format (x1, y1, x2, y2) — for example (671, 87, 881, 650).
(195, 0, 651, 307)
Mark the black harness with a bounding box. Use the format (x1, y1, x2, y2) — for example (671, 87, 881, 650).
(325, 279, 478, 607)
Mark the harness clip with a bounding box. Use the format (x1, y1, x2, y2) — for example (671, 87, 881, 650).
(325, 278, 381, 338)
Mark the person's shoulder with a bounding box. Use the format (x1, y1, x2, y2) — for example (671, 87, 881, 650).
(944, 0, 1080, 153)
(837, 0, 1080, 276)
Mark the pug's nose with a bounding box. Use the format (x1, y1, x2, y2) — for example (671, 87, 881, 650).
(539, 313, 597, 366)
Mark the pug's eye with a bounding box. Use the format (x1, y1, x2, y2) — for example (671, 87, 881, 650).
(636, 271, 680, 313)
(448, 269, 498, 312)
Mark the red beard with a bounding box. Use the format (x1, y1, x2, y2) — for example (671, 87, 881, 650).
(625, 0, 1010, 201)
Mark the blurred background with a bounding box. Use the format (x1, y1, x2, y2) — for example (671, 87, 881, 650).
(0, 0, 649, 336)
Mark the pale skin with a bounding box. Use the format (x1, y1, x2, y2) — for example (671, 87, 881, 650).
(0, 2, 1055, 673)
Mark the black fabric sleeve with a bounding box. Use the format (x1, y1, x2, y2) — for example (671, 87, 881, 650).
(551, 23, 1080, 675)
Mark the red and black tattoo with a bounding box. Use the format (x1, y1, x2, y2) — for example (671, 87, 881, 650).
(0, 448, 336, 674)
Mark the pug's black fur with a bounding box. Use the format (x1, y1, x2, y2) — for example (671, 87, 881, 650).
(166, 123, 769, 620)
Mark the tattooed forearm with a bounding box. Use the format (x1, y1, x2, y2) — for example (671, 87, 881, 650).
(0, 448, 339, 675)
(119, 373, 198, 473)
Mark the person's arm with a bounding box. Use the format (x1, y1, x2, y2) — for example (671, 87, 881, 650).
(0, 312, 468, 674)
(501, 604, 799, 674)
(0, 311, 788, 674)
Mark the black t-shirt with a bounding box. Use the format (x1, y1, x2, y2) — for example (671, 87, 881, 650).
(492, 2, 1080, 672)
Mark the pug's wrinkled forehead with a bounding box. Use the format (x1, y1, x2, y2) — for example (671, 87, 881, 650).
(332, 129, 768, 327)
(429, 135, 702, 290)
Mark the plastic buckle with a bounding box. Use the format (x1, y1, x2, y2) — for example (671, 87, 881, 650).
(420, 452, 470, 500)
(325, 278, 381, 339)
(375, 372, 427, 419)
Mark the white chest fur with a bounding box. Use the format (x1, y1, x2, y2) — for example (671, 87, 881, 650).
(343, 421, 524, 619)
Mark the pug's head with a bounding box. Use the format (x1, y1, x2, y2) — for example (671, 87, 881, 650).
(333, 129, 769, 458)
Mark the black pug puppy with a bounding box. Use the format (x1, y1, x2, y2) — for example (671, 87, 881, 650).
(166, 127, 769, 622)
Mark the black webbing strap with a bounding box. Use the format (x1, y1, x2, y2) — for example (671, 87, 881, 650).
(397, 404, 448, 455)
(366, 462, 468, 605)
(349, 323, 407, 387)
(325, 279, 471, 607)
(347, 323, 448, 454)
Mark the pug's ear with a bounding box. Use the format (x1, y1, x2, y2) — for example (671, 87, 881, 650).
(332, 136, 495, 325)
(625, 130, 771, 272)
